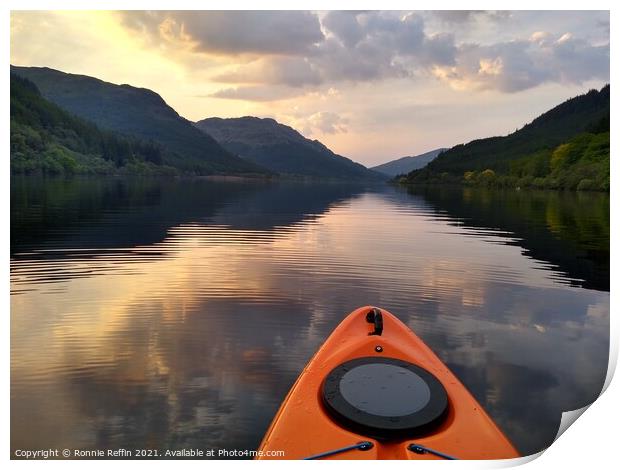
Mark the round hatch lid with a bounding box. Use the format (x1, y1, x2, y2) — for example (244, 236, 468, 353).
(321, 356, 448, 438)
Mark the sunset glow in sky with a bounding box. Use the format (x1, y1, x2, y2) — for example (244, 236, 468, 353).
(10, 10, 610, 166)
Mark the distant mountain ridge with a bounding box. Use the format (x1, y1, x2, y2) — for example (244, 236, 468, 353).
(371, 148, 447, 176)
(195, 116, 383, 180)
(10, 65, 267, 175)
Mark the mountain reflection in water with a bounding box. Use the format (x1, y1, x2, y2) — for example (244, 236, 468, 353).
(11, 178, 609, 457)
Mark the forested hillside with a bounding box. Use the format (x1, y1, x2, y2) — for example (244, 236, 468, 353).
(403, 85, 609, 191)
(10, 75, 174, 175)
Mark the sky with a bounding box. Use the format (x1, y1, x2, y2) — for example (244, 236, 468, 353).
(10, 10, 610, 166)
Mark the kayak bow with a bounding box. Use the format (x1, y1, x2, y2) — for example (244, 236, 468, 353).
(257, 306, 520, 460)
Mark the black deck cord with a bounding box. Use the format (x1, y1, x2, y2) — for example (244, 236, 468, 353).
(366, 308, 383, 336)
(302, 441, 373, 460)
(408, 443, 459, 460)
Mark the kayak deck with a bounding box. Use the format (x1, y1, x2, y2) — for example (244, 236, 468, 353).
(257, 306, 520, 460)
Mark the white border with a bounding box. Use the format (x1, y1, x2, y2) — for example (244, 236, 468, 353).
(4, 1, 617, 469)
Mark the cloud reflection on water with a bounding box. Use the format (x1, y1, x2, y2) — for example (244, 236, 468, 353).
(11, 179, 609, 457)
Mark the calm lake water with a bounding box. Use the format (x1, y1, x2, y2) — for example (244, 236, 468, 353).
(11, 177, 609, 458)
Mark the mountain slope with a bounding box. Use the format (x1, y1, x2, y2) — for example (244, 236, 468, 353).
(11, 74, 174, 175)
(195, 116, 383, 180)
(10, 65, 268, 175)
(416, 85, 609, 175)
(404, 85, 609, 190)
(371, 148, 447, 176)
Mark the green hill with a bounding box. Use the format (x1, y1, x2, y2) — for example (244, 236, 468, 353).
(403, 85, 609, 191)
(11, 74, 176, 175)
(195, 116, 383, 180)
(10, 66, 269, 175)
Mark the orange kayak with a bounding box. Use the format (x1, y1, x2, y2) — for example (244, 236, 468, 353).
(257, 306, 520, 460)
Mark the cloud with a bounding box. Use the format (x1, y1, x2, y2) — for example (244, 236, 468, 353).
(321, 11, 366, 48)
(529, 31, 552, 46)
(432, 10, 512, 23)
(211, 12, 455, 87)
(207, 85, 304, 102)
(420, 33, 457, 65)
(213, 57, 322, 87)
(120, 10, 324, 56)
(311, 36, 409, 83)
(433, 33, 609, 92)
(597, 19, 610, 34)
(305, 111, 348, 135)
(322, 11, 427, 57)
(117, 10, 608, 96)
(120, 10, 455, 87)
(551, 34, 610, 84)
